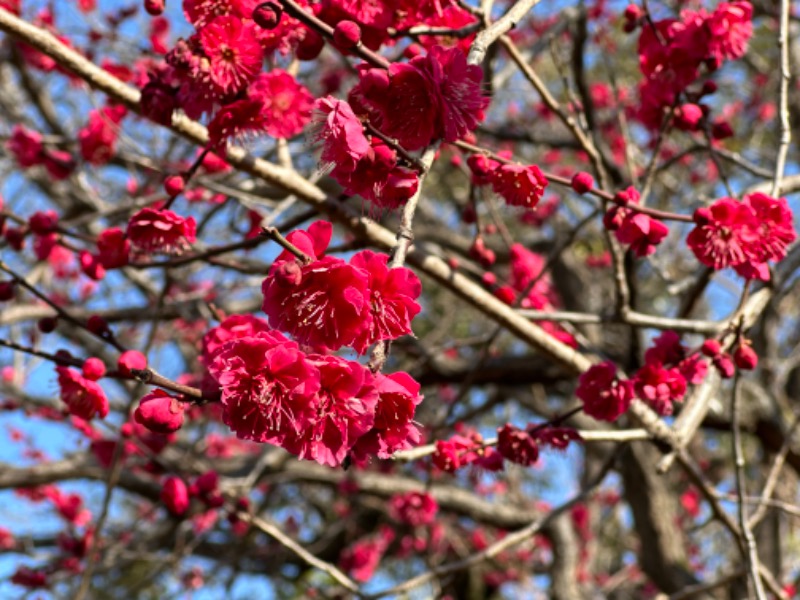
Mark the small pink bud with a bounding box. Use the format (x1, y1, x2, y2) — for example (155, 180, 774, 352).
(571, 171, 594, 194)
(164, 175, 185, 198)
(79, 251, 106, 281)
(118, 350, 147, 377)
(734, 343, 758, 370)
(82, 358, 106, 381)
(143, 0, 165, 16)
(333, 20, 362, 50)
(161, 476, 189, 516)
(713, 352, 735, 378)
(135, 389, 185, 433)
(253, 2, 282, 29)
(494, 285, 516, 305)
(701, 339, 721, 357)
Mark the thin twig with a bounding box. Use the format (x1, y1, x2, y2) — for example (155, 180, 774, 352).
(731, 373, 768, 599)
(772, 0, 792, 197)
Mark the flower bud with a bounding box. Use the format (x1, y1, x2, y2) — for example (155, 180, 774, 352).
(253, 2, 282, 29)
(144, 0, 165, 16)
(161, 476, 189, 516)
(118, 350, 147, 377)
(82, 357, 106, 381)
(571, 171, 594, 194)
(164, 174, 185, 198)
(333, 20, 361, 50)
(734, 343, 758, 370)
(135, 389, 185, 433)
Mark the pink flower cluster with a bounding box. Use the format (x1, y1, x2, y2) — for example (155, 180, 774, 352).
(310, 45, 485, 209)
(261, 221, 422, 353)
(687, 193, 796, 281)
(6, 125, 75, 180)
(203, 221, 425, 467)
(141, 3, 314, 148)
(634, 2, 753, 130)
(581, 332, 707, 421)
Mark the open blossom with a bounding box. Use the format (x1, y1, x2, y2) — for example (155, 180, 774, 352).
(687, 193, 795, 279)
(7, 125, 43, 167)
(207, 72, 312, 147)
(632, 363, 687, 416)
(56, 366, 109, 420)
(604, 187, 669, 257)
(351, 45, 486, 150)
(78, 105, 127, 165)
(261, 222, 371, 350)
(334, 138, 420, 211)
(389, 492, 438, 526)
(614, 212, 669, 257)
(127, 207, 197, 254)
(706, 1, 753, 64)
(201, 314, 272, 363)
(247, 70, 313, 139)
(284, 355, 378, 467)
(183, 0, 260, 29)
(96, 227, 130, 269)
(310, 96, 371, 173)
(497, 424, 539, 466)
(200, 15, 262, 95)
(576, 362, 634, 422)
(350, 371, 423, 462)
(208, 332, 321, 445)
(635, 2, 753, 130)
(350, 250, 422, 354)
(490, 163, 548, 210)
(207, 99, 266, 147)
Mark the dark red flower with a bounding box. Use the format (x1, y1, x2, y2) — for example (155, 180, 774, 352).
(202, 314, 273, 363)
(208, 332, 320, 445)
(127, 207, 197, 254)
(200, 16, 263, 95)
(742, 192, 796, 265)
(246, 70, 313, 139)
(310, 96, 371, 174)
(687, 198, 758, 270)
(497, 424, 539, 466)
(7, 125, 44, 167)
(284, 355, 378, 467)
(389, 491, 438, 526)
(261, 222, 371, 350)
(490, 163, 548, 210)
(78, 105, 127, 165)
(56, 366, 109, 419)
(632, 363, 687, 416)
(350, 250, 422, 354)
(96, 227, 130, 269)
(350, 371, 423, 461)
(576, 362, 634, 422)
